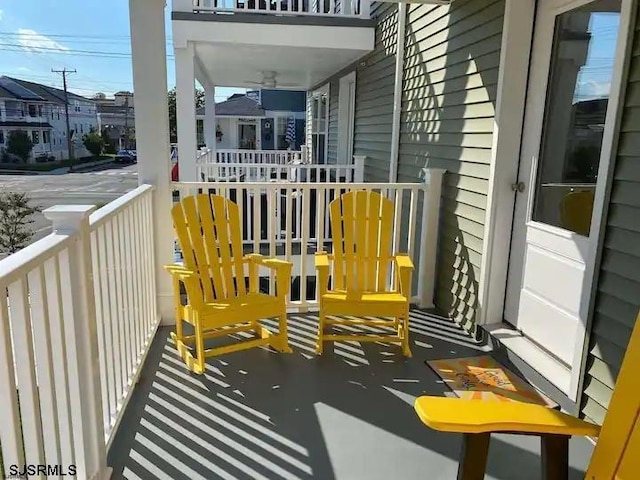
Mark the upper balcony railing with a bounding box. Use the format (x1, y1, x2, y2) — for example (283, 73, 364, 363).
(182, 0, 370, 19)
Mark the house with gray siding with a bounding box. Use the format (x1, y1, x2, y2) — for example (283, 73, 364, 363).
(306, 0, 639, 424)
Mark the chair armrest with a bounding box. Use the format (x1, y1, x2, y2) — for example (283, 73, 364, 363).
(394, 254, 414, 270)
(394, 254, 414, 297)
(414, 397, 600, 437)
(315, 252, 330, 298)
(164, 264, 198, 279)
(244, 254, 292, 297)
(163, 264, 202, 308)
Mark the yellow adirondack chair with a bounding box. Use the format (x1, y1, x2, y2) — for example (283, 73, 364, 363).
(165, 194, 293, 374)
(315, 190, 414, 356)
(414, 312, 640, 479)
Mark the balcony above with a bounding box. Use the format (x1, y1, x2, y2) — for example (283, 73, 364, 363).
(172, 0, 375, 89)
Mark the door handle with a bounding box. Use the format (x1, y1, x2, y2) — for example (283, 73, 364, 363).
(511, 182, 525, 193)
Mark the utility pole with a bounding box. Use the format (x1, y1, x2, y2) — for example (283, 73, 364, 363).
(123, 95, 130, 150)
(51, 68, 76, 170)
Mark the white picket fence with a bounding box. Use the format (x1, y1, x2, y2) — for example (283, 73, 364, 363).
(173, 168, 444, 310)
(0, 184, 159, 478)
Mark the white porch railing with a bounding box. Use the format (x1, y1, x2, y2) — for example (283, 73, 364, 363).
(196, 161, 364, 183)
(190, 0, 370, 19)
(173, 168, 444, 310)
(0, 184, 159, 478)
(199, 148, 305, 165)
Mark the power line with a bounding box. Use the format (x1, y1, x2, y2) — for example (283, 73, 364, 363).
(0, 42, 176, 59)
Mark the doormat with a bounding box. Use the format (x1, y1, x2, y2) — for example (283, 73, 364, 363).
(426, 355, 558, 408)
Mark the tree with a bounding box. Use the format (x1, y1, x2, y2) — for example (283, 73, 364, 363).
(7, 130, 33, 162)
(0, 193, 41, 255)
(168, 87, 206, 144)
(83, 131, 105, 156)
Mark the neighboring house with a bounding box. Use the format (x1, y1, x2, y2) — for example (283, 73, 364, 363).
(172, 0, 640, 426)
(0, 76, 98, 161)
(95, 91, 136, 150)
(195, 90, 306, 150)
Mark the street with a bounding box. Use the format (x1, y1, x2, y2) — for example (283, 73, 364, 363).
(0, 162, 139, 243)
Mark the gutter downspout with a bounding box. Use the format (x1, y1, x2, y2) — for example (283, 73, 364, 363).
(389, 2, 406, 183)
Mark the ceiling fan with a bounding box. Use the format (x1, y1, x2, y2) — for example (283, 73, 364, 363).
(244, 71, 300, 89)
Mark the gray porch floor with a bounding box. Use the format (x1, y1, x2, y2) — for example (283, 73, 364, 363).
(108, 310, 593, 479)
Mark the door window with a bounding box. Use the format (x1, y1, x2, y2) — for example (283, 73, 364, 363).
(532, 1, 620, 236)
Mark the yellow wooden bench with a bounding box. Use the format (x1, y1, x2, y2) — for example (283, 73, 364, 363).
(414, 312, 640, 479)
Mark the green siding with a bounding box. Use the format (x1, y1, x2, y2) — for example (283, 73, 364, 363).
(400, 0, 504, 331)
(352, 2, 398, 182)
(580, 11, 640, 425)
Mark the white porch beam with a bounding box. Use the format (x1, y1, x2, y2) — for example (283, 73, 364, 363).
(129, 0, 175, 323)
(204, 83, 217, 152)
(175, 42, 199, 181)
(389, 1, 407, 183)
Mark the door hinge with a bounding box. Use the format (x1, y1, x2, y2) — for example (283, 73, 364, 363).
(511, 181, 525, 193)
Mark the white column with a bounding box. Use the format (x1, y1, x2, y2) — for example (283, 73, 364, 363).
(43, 205, 109, 480)
(353, 154, 365, 182)
(175, 43, 198, 182)
(204, 83, 217, 155)
(129, 0, 174, 323)
(389, 2, 406, 183)
(418, 168, 445, 309)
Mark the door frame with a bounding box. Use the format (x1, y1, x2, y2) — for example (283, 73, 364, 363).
(478, 0, 635, 402)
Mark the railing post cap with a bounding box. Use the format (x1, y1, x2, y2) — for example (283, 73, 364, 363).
(44, 205, 96, 233)
(421, 167, 446, 184)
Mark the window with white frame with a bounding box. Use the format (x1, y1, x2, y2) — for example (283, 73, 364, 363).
(0, 130, 4, 144)
(43, 131, 50, 144)
(310, 87, 328, 164)
(32, 130, 39, 144)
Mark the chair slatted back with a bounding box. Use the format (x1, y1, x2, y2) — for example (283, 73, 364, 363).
(329, 191, 394, 292)
(172, 194, 246, 301)
(586, 312, 640, 479)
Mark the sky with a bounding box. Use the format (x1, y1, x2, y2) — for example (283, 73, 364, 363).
(0, 0, 245, 101)
(573, 12, 620, 103)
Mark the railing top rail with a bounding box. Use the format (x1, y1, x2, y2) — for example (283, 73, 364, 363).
(196, 162, 355, 168)
(0, 233, 73, 287)
(173, 181, 428, 189)
(216, 149, 303, 153)
(89, 184, 155, 229)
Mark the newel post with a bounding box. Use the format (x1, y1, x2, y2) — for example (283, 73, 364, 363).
(417, 168, 445, 309)
(353, 155, 366, 182)
(43, 206, 109, 480)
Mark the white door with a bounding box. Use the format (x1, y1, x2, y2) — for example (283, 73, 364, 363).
(505, 0, 623, 370)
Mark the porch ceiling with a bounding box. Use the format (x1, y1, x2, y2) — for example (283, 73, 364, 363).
(193, 42, 367, 90)
(107, 311, 594, 479)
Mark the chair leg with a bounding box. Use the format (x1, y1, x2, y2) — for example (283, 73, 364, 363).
(316, 310, 325, 354)
(541, 434, 569, 480)
(193, 321, 206, 375)
(402, 313, 412, 358)
(457, 433, 490, 480)
(273, 312, 293, 353)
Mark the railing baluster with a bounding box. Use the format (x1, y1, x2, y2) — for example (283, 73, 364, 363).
(29, 265, 63, 467)
(90, 229, 111, 432)
(407, 188, 418, 261)
(9, 277, 46, 468)
(105, 219, 123, 404)
(0, 280, 25, 472)
(268, 186, 276, 294)
(285, 186, 293, 303)
(47, 255, 75, 467)
(300, 185, 310, 307)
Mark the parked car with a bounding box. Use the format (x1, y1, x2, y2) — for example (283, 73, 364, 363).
(115, 149, 135, 164)
(128, 150, 137, 162)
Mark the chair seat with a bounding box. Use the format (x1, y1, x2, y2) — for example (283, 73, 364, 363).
(202, 292, 281, 311)
(322, 290, 408, 303)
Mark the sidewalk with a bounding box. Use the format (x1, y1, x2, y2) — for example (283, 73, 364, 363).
(0, 157, 115, 175)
